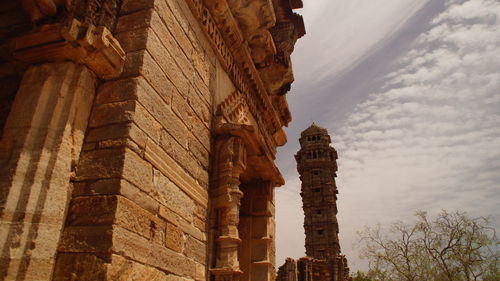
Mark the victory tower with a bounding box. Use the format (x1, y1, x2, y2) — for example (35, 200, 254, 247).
(295, 123, 340, 260)
(276, 124, 351, 281)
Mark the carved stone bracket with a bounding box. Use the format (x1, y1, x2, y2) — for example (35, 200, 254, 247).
(7, 17, 125, 80)
(217, 92, 284, 185)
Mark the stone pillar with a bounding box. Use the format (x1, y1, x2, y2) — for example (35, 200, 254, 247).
(211, 136, 247, 281)
(0, 62, 96, 280)
(0, 16, 124, 280)
(239, 180, 276, 281)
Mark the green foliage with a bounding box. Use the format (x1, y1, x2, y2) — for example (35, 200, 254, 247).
(357, 210, 499, 281)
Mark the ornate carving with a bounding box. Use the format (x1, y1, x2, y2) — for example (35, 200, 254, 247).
(22, 0, 71, 22)
(186, 0, 283, 149)
(211, 136, 247, 280)
(227, 0, 277, 66)
(8, 18, 125, 80)
(70, 0, 121, 31)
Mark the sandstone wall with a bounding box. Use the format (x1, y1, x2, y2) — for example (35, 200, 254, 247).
(52, 0, 218, 279)
(0, 0, 304, 279)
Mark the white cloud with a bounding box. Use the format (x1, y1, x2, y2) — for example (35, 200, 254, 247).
(334, 0, 500, 270)
(276, 0, 500, 272)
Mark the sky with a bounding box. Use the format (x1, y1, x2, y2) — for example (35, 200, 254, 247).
(275, 0, 500, 272)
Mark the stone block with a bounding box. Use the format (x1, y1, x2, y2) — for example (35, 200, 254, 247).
(119, 179, 160, 215)
(107, 254, 168, 281)
(116, 27, 150, 53)
(193, 216, 205, 232)
(153, 168, 194, 223)
(146, 23, 191, 98)
(120, 0, 154, 15)
(159, 130, 202, 181)
(89, 100, 136, 128)
(193, 203, 206, 220)
(122, 148, 154, 193)
(86, 123, 131, 143)
(72, 178, 121, 196)
(112, 226, 197, 278)
(116, 9, 153, 33)
(135, 69, 172, 106)
(58, 225, 113, 253)
(52, 253, 108, 281)
(166, 223, 184, 253)
(66, 196, 118, 226)
(115, 196, 166, 245)
(187, 90, 210, 124)
(149, 9, 196, 85)
(144, 138, 208, 208)
(158, 206, 180, 226)
(188, 136, 209, 170)
(75, 148, 125, 181)
(152, 4, 194, 67)
(133, 103, 162, 142)
(191, 116, 210, 150)
(184, 236, 205, 264)
(140, 51, 178, 107)
(95, 78, 139, 105)
(195, 261, 205, 281)
(178, 219, 206, 242)
(171, 91, 194, 126)
(122, 50, 145, 77)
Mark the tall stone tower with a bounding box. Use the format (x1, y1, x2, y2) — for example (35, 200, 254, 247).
(295, 123, 340, 260)
(276, 124, 351, 281)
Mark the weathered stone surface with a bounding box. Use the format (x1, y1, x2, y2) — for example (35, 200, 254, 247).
(0, 62, 96, 280)
(52, 253, 108, 281)
(153, 169, 195, 223)
(112, 226, 197, 278)
(166, 223, 185, 253)
(1, 0, 305, 279)
(184, 235, 206, 264)
(116, 9, 154, 33)
(76, 148, 125, 181)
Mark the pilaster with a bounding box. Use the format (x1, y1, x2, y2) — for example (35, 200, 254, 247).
(0, 62, 96, 280)
(0, 11, 124, 280)
(211, 135, 247, 281)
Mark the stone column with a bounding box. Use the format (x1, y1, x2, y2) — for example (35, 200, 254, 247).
(0, 18, 124, 280)
(249, 181, 275, 281)
(0, 62, 96, 280)
(238, 180, 276, 281)
(211, 136, 247, 281)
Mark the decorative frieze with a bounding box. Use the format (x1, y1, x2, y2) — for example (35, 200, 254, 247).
(185, 0, 296, 158)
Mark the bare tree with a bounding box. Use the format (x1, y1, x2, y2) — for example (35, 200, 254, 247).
(358, 211, 498, 281)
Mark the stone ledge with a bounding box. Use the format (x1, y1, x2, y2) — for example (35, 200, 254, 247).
(7, 18, 125, 80)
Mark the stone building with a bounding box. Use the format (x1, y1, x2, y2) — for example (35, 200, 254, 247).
(0, 0, 304, 280)
(277, 124, 351, 281)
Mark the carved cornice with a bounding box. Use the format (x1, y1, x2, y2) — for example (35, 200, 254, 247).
(217, 92, 284, 185)
(186, 0, 288, 150)
(5, 18, 125, 80)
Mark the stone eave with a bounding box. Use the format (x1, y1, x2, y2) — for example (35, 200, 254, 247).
(186, 0, 301, 186)
(186, 0, 287, 143)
